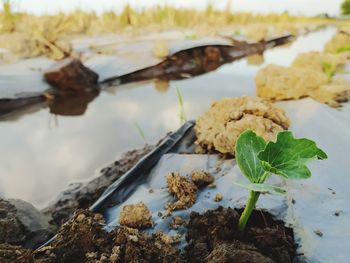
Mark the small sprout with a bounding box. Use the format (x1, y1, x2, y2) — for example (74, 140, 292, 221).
(133, 122, 147, 143)
(235, 130, 327, 232)
(336, 43, 350, 53)
(185, 33, 198, 40)
(322, 61, 337, 81)
(176, 87, 187, 124)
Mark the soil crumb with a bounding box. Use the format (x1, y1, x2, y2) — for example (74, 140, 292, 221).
(119, 202, 153, 229)
(190, 171, 215, 188)
(194, 96, 290, 156)
(314, 229, 323, 237)
(166, 172, 198, 212)
(185, 207, 296, 263)
(214, 193, 223, 202)
(154, 230, 181, 245)
(170, 216, 186, 230)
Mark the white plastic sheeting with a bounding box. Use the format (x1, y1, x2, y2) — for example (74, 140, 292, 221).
(104, 98, 350, 263)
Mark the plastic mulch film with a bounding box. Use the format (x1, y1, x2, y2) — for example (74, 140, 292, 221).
(91, 98, 350, 263)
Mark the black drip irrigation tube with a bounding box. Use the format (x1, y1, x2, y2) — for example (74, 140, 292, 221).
(39, 120, 195, 248)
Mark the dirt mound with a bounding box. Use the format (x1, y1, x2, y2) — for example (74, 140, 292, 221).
(0, 244, 33, 263)
(292, 51, 347, 73)
(0, 199, 54, 249)
(256, 64, 328, 100)
(32, 209, 182, 263)
(194, 96, 290, 156)
(185, 207, 295, 263)
(324, 31, 350, 54)
(1, 207, 296, 262)
(256, 64, 350, 107)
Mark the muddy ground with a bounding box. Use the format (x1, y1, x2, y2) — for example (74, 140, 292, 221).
(0, 207, 295, 263)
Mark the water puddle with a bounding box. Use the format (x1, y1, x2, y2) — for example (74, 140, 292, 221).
(0, 27, 336, 208)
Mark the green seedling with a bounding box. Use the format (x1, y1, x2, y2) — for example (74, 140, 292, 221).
(133, 122, 147, 143)
(336, 44, 350, 53)
(322, 61, 337, 81)
(176, 87, 187, 124)
(235, 130, 327, 232)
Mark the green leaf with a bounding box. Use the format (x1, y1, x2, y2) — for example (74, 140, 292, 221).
(337, 44, 350, 53)
(234, 182, 286, 195)
(235, 130, 267, 183)
(257, 131, 328, 179)
(322, 61, 336, 81)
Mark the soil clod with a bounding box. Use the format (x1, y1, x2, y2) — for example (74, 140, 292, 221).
(194, 96, 290, 156)
(190, 171, 215, 188)
(314, 229, 323, 237)
(214, 193, 223, 202)
(119, 202, 153, 229)
(170, 216, 186, 230)
(166, 172, 198, 212)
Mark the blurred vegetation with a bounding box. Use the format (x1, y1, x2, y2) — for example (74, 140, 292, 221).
(0, 3, 338, 35)
(0, 2, 345, 60)
(341, 0, 350, 15)
(1, 0, 16, 32)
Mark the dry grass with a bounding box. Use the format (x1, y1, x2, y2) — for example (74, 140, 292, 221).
(0, 2, 347, 59)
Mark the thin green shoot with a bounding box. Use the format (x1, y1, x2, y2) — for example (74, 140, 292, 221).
(133, 122, 147, 143)
(176, 87, 187, 124)
(336, 44, 350, 53)
(322, 61, 337, 81)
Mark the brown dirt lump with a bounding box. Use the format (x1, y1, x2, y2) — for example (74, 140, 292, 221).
(194, 96, 290, 156)
(119, 202, 153, 229)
